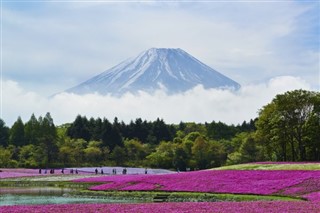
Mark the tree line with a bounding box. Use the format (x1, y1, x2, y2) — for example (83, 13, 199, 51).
(0, 89, 319, 170)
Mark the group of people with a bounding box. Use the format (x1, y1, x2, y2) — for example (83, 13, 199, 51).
(95, 168, 104, 174)
(69, 168, 78, 174)
(38, 168, 78, 174)
(38, 167, 149, 175)
(94, 168, 130, 175)
(38, 169, 56, 174)
(122, 168, 127, 174)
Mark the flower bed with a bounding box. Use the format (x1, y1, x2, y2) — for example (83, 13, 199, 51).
(281, 177, 320, 197)
(302, 192, 320, 202)
(1, 201, 320, 213)
(74, 170, 320, 198)
(0, 169, 42, 179)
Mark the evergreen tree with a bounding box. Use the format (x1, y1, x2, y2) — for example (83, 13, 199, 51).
(24, 114, 40, 145)
(101, 118, 123, 150)
(38, 112, 58, 166)
(67, 115, 91, 141)
(9, 116, 26, 147)
(207, 121, 237, 140)
(89, 117, 103, 141)
(152, 118, 174, 144)
(126, 118, 150, 143)
(0, 119, 9, 147)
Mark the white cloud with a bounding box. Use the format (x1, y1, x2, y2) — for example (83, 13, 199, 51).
(2, 1, 319, 95)
(1, 76, 311, 127)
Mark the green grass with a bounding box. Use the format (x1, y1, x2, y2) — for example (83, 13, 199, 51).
(75, 190, 302, 202)
(214, 163, 320, 170)
(166, 192, 301, 202)
(0, 180, 96, 188)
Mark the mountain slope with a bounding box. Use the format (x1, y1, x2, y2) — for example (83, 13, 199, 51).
(66, 48, 240, 95)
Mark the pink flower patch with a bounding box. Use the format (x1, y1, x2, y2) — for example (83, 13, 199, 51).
(302, 192, 320, 201)
(74, 170, 320, 198)
(1, 201, 320, 213)
(121, 182, 157, 191)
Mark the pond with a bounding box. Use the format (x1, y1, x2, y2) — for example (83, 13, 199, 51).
(0, 187, 145, 206)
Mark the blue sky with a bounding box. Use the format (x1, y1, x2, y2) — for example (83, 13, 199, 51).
(1, 1, 319, 126)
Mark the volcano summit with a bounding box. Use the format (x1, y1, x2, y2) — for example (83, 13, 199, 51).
(66, 48, 240, 95)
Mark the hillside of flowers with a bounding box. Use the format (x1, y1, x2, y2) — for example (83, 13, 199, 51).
(1, 201, 320, 213)
(74, 169, 320, 200)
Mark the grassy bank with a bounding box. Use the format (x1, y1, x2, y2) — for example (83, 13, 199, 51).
(214, 163, 320, 170)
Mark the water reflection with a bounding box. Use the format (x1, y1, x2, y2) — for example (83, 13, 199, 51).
(0, 187, 72, 195)
(0, 187, 143, 206)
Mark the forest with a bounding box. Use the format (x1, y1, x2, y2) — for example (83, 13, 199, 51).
(0, 89, 319, 170)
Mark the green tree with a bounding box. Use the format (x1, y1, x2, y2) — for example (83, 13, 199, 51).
(147, 141, 175, 169)
(90, 117, 103, 141)
(38, 113, 58, 166)
(101, 118, 123, 150)
(9, 116, 26, 147)
(58, 137, 83, 167)
(191, 136, 211, 169)
(206, 121, 238, 140)
(173, 144, 188, 171)
(152, 118, 174, 144)
(111, 145, 126, 166)
(209, 140, 227, 167)
(239, 134, 259, 163)
(226, 151, 243, 165)
(256, 89, 320, 161)
(24, 114, 40, 145)
(84, 141, 103, 165)
(124, 139, 147, 166)
(71, 138, 87, 166)
(67, 115, 91, 141)
(0, 119, 9, 147)
(181, 122, 207, 136)
(19, 144, 38, 167)
(0, 146, 13, 167)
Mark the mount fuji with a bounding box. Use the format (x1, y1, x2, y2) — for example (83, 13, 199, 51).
(66, 48, 240, 96)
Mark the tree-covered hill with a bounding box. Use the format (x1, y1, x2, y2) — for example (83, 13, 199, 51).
(0, 89, 319, 169)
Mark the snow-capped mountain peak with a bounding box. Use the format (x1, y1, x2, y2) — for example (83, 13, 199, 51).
(66, 48, 241, 95)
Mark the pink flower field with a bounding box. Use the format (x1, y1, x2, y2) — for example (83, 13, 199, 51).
(1, 201, 320, 213)
(0, 169, 42, 179)
(74, 170, 320, 200)
(2, 166, 320, 212)
(0, 168, 92, 179)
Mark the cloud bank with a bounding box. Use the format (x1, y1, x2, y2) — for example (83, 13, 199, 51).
(2, 76, 311, 127)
